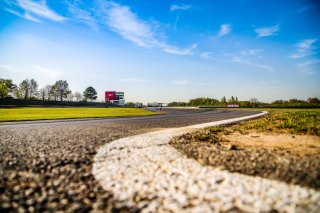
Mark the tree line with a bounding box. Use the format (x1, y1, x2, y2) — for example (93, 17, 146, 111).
(168, 96, 320, 108)
(0, 78, 98, 102)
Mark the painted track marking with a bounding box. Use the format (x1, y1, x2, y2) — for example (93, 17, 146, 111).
(93, 112, 320, 212)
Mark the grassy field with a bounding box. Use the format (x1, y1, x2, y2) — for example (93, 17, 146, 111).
(232, 109, 320, 135)
(0, 107, 159, 122)
(192, 109, 320, 143)
(235, 109, 320, 135)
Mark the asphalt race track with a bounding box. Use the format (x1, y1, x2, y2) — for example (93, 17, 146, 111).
(0, 109, 264, 212)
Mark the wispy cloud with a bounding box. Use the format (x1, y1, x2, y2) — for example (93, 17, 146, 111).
(173, 80, 207, 86)
(121, 78, 151, 83)
(240, 49, 262, 56)
(173, 80, 189, 85)
(66, 1, 98, 30)
(170, 4, 192, 11)
(231, 56, 275, 73)
(95, 1, 195, 55)
(200, 52, 213, 59)
(34, 65, 61, 79)
(255, 24, 279, 37)
(297, 59, 320, 75)
(104, 2, 157, 48)
(4, 7, 41, 23)
(290, 39, 318, 59)
(218, 24, 231, 37)
(4, 0, 65, 22)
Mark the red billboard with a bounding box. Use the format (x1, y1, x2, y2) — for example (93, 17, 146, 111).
(105, 91, 116, 101)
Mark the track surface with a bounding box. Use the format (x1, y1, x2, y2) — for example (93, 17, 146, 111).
(0, 109, 260, 212)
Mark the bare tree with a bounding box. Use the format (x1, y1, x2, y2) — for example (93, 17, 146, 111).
(29, 79, 38, 99)
(38, 88, 46, 101)
(19, 78, 38, 99)
(19, 79, 30, 99)
(44, 85, 53, 100)
(50, 84, 59, 101)
(67, 92, 74, 102)
(249, 98, 259, 103)
(54, 80, 71, 101)
(74, 92, 82, 102)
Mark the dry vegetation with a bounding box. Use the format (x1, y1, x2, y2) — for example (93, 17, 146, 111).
(170, 109, 320, 188)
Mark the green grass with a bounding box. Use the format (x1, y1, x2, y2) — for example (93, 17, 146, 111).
(0, 107, 159, 122)
(197, 109, 320, 139)
(235, 109, 320, 135)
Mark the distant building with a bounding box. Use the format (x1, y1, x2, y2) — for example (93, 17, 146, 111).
(227, 104, 239, 108)
(105, 91, 125, 106)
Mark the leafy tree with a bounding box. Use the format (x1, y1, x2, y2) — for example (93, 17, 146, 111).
(271, 100, 284, 104)
(83, 86, 97, 101)
(54, 80, 71, 101)
(0, 83, 10, 99)
(0, 78, 16, 93)
(307, 97, 320, 104)
(229, 96, 235, 104)
(126, 102, 135, 107)
(221, 96, 226, 104)
(167, 102, 187, 107)
(74, 92, 82, 102)
(13, 87, 21, 99)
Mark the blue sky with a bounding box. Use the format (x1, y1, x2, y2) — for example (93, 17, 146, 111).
(0, 0, 319, 103)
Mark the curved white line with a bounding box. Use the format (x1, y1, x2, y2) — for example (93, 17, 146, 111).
(93, 111, 320, 212)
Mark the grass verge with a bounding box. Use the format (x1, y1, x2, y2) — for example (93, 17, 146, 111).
(0, 107, 160, 122)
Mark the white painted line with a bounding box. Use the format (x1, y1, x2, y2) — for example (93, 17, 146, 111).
(92, 111, 320, 212)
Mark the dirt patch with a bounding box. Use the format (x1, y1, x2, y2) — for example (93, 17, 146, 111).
(170, 131, 320, 189)
(221, 132, 320, 155)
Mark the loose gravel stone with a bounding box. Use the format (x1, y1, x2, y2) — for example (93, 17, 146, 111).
(170, 130, 320, 189)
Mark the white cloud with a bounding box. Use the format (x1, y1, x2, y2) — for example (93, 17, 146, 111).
(4, 0, 65, 22)
(240, 49, 262, 56)
(231, 56, 275, 73)
(255, 24, 279, 37)
(297, 59, 320, 76)
(121, 78, 150, 83)
(301, 69, 315, 75)
(173, 80, 189, 85)
(200, 52, 213, 59)
(218, 24, 231, 37)
(66, 1, 98, 30)
(34, 65, 61, 79)
(170, 4, 192, 11)
(104, 2, 156, 48)
(4, 7, 41, 22)
(161, 43, 197, 56)
(290, 39, 318, 59)
(96, 1, 195, 55)
(297, 59, 320, 68)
